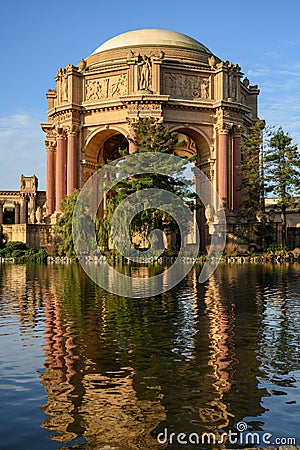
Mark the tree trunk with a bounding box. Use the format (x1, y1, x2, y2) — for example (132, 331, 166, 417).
(281, 205, 287, 247)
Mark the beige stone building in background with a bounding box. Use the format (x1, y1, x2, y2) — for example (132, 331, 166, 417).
(41, 29, 259, 235)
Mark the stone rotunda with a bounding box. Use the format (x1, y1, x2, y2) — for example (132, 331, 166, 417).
(41, 28, 259, 236)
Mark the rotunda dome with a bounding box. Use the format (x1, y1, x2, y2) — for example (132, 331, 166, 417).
(91, 28, 211, 55)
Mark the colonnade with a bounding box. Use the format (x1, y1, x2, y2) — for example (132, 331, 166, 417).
(0, 195, 44, 225)
(45, 124, 243, 217)
(46, 126, 79, 215)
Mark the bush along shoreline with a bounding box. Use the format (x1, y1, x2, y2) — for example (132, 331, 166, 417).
(0, 242, 47, 264)
(1, 242, 300, 265)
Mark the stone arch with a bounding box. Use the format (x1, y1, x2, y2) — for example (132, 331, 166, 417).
(169, 125, 211, 164)
(82, 127, 129, 186)
(84, 125, 129, 164)
(169, 126, 212, 250)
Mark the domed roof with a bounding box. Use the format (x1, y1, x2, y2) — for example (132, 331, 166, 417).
(91, 29, 211, 55)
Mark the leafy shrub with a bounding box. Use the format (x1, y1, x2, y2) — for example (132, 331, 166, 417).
(266, 244, 290, 257)
(0, 241, 47, 263)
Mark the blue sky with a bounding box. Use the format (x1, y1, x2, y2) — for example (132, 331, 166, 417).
(1, 0, 299, 190)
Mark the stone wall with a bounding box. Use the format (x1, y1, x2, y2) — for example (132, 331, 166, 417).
(2, 224, 53, 249)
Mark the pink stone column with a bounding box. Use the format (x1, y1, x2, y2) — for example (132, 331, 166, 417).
(0, 201, 4, 225)
(128, 128, 137, 154)
(67, 130, 78, 196)
(218, 130, 228, 206)
(55, 132, 67, 212)
(233, 132, 242, 210)
(46, 145, 56, 215)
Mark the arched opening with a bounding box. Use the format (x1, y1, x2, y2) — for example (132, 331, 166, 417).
(172, 128, 212, 250)
(83, 129, 129, 184)
(83, 130, 129, 221)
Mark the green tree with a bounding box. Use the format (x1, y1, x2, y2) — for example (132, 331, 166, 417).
(264, 127, 300, 246)
(239, 119, 266, 220)
(98, 117, 194, 252)
(54, 190, 80, 257)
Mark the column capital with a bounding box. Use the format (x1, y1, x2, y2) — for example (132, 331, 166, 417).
(67, 124, 80, 136)
(232, 124, 242, 137)
(56, 127, 67, 139)
(45, 140, 57, 152)
(217, 122, 233, 134)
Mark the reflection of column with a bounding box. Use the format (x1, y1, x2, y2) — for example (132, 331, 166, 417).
(20, 196, 27, 224)
(67, 127, 79, 196)
(218, 129, 228, 207)
(46, 143, 56, 216)
(55, 130, 67, 212)
(233, 131, 242, 210)
(0, 200, 4, 225)
(14, 202, 20, 224)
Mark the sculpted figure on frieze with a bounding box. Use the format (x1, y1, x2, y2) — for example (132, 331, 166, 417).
(86, 74, 127, 101)
(137, 56, 152, 91)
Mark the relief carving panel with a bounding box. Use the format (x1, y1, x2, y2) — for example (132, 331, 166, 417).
(164, 72, 210, 100)
(85, 73, 128, 101)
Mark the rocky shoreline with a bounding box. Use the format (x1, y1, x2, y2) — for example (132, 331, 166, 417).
(1, 254, 300, 265)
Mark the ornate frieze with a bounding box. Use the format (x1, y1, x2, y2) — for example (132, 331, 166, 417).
(164, 72, 210, 100)
(85, 73, 128, 101)
(127, 103, 162, 113)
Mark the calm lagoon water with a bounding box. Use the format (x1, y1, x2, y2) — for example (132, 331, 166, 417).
(0, 262, 299, 449)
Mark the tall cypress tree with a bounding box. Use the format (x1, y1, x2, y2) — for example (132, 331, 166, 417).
(239, 119, 266, 220)
(264, 127, 300, 246)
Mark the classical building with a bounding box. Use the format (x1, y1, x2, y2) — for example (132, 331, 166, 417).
(0, 176, 50, 248)
(41, 28, 259, 238)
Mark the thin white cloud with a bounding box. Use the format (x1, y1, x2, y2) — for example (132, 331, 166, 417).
(0, 113, 45, 190)
(247, 58, 300, 150)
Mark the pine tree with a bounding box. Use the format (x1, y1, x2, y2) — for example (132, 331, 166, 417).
(264, 127, 300, 246)
(98, 117, 194, 252)
(239, 119, 266, 219)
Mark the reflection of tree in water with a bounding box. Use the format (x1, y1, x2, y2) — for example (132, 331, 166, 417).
(258, 264, 300, 375)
